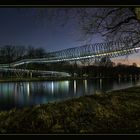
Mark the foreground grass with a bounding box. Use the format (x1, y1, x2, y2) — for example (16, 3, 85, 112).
(0, 86, 140, 134)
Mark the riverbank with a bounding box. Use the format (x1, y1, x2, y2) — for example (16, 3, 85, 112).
(0, 86, 140, 134)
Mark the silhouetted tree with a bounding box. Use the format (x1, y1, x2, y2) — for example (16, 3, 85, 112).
(26, 46, 47, 58)
(99, 57, 113, 67)
(0, 45, 16, 63)
(14, 46, 26, 60)
(132, 62, 137, 67)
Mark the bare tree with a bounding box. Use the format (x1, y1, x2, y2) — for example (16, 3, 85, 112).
(31, 8, 140, 40)
(0, 45, 16, 63)
(19, 8, 140, 65)
(25, 46, 47, 58)
(14, 46, 26, 60)
(0, 45, 27, 63)
(18, 8, 140, 42)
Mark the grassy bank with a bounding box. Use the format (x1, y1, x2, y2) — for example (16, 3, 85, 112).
(0, 86, 140, 134)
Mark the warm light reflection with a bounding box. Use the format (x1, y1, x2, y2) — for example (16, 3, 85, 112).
(99, 78, 102, 89)
(62, 81, 69, 93)
(118, 77, 121, 84)
(74, 80, 76, 94)
(51, 81, 54, 94)
(84, 80, 87, 93)
(27, 83, 30, 96)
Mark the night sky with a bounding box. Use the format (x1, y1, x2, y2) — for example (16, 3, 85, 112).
(0, 8, 103, 52)
(0, 8, 139, 65)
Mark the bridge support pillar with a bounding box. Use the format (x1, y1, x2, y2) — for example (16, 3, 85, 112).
(27, 72, 29, 78)
(30, 72, 32, 78)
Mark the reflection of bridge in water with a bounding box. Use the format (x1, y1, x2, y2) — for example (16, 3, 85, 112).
(0, 37, 140, 77)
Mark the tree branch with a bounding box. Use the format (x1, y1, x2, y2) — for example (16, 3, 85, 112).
(107, 15, 137, 30)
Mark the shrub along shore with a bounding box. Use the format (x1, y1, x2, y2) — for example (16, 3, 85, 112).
(0, 86, 140, 134)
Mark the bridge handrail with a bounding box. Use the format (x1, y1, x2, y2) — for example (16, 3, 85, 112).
(0, 37, 139, 68)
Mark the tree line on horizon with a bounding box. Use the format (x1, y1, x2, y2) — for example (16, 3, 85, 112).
(0, 45, 48, 64)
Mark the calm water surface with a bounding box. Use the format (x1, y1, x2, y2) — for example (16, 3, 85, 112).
(0, 78, 140, 110)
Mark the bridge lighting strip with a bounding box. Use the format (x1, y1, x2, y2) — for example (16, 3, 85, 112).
(0, 47, 139, 68)
(45, 47, 139, 62)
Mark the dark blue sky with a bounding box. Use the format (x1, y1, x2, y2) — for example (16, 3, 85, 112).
(0, 8, 139, 65)
(0, 8, 103, 52)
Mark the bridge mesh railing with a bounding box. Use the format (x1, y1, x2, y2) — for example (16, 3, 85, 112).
(0, 37, 139, 68)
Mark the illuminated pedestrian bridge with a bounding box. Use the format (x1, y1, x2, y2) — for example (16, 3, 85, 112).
(0, 36, 139, 76)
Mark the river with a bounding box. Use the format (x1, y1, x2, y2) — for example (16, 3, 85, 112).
(0, 78, 140, 110)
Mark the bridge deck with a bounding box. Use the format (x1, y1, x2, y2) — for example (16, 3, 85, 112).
(0, 37, 139, 74)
